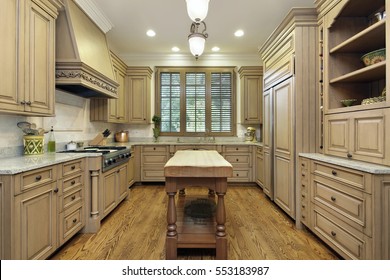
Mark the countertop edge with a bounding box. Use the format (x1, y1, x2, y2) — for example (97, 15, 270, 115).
(299, 153, 390, 174)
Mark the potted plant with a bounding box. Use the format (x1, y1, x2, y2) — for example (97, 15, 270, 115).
(152, 115, 161, 142)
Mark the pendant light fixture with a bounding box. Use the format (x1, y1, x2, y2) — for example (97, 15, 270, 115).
(185, 0, 210, 22)
(186, 0, 210, 59)
(188, 21, 208, 59)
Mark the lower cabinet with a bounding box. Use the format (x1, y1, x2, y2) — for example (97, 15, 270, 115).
(0, 159, 86, 260)
(300, 155, 390, 259)
(101, 163, 128, 219)
(141, 145, 170, 182)
(222, 145, 253, 182)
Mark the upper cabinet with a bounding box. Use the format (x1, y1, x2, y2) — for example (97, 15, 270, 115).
(126, 67, 153, 124)
(90, 51, 128, 123)
(318, 0, 390, 165)
(0, 0, 61, 116)
(321, 0, 387, 113)
(239, 67, 263, 125)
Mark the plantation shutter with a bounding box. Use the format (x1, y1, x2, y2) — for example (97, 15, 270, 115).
(211, 72, 232, 132)
(160, 72, 181, 132)
(185, 72, 206, 132)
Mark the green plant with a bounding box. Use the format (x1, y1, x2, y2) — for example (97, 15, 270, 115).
(152, 115, 161, 127)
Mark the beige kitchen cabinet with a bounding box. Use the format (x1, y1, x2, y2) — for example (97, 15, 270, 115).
(324, 109, 390, 165)
(238, 66, 263, 124)
(317, 0, 389, 165)
(141, 145, 170, 181)
(300, 154, 390, 259)
(101, 163, 128, 219)
(126, 67, 153, 124)
(222, 145, 253, 182)
(90, 51, 128, 123)
(58, 159, 85, 246)
(0, 0, 61, 116)
(127, 147, 135, 186)
(259, 8, 318, 219)
(256, 145, 264, 188)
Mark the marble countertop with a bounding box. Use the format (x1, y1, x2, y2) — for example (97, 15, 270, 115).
(299, 153, 390, 174)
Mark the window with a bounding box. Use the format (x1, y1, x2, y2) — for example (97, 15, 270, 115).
(156, 67, 236, 136)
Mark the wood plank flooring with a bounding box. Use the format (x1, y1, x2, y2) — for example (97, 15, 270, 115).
(50, 184, 339, 260)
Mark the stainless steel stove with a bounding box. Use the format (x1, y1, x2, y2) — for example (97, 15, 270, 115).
(61, 145, 131, 172)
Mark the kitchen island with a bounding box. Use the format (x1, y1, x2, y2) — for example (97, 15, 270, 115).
(164, 150, 233, 259)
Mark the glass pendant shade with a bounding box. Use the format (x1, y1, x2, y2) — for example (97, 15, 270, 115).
(186, 0, 210, 22)
(188, 34, 206, 57)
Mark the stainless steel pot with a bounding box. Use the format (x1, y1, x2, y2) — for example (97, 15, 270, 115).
(115, 130, 129, 142)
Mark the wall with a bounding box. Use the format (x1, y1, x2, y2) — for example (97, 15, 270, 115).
(0, 54, 263, 158)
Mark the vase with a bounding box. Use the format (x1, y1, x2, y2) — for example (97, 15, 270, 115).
(153, 127, 160, 142)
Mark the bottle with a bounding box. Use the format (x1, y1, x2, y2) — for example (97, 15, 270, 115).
(47, 126, 56, 153)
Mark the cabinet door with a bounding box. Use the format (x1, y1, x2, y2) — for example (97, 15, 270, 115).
(263, 89, 273, 199)
(109, 66, 127, 123)
(273, 78, 295, 218)
(242, 75, 263, 124)
(0, 0, 23, 112)
(127, 76, 149, 124)
(24, 0, 55, 115)
(263, 148, 273, 198)
(117, 163, 128, 202)
(256, 153, 264, 187)
(127, 155, 135, 186)
(324, 114, 350, 158)
(101, 169, 117, 218)
(14, 182, 57, 259)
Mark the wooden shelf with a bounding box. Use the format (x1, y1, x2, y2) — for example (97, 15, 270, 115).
(327, 101, 388, 114)
(330, 20, 386, 54)
(330, 61, 385, 83)
(337, 0, 384, 17)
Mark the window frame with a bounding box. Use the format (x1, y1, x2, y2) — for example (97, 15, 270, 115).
(155, 66, 237, 137)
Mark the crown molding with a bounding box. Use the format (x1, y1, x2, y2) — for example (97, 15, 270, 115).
(74, 0, 113, 33)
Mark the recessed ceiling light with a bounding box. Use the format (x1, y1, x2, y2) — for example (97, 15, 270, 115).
(212, 46, 220, 52)
(146, 29, 156, 37)
(172, 46, 180, 52)
(234, 29, 244, 37)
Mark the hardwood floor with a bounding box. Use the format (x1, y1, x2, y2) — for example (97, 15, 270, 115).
(50, 184, 339, 260)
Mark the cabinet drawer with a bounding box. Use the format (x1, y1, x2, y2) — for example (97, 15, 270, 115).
(312, 206, 368, 260)
(142, 169, 165, 181)
(312, 175, 371, 236)
(142, 146, 168, 153)
(142, 154, 169, 164)
(63, 174, 83, 193)
(229, 169, 251, 182)
(312, 161, 366, 192)
(62, 159, 83, 177)
(61, 187, 83, 211)
(16, 165, 56, 195)
(224, 145, 251, 153)
(225, 154, 251, 166)
(175, 145, 217, 151)
(59, 206, 84, 245)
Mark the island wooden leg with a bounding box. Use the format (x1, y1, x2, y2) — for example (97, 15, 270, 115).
(215, 178, 227, 260)
(166, 178, 178, 259)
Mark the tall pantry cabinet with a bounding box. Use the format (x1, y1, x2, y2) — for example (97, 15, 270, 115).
(259, 8, 318, 220)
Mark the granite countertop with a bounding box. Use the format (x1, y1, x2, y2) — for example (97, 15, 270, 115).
(0, 153, 101, 175)
(0, 140, 262, 175)
(299, 153, 390, 174)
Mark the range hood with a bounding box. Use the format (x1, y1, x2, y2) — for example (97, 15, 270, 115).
(55, 0, 118, 98)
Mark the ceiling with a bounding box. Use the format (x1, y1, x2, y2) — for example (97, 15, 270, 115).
(89, 0, 316, 61)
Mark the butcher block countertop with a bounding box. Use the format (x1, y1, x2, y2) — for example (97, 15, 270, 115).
(164, 150, 233, 178)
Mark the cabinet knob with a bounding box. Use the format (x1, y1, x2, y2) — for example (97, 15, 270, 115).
(26, 101, 31, 105)
(331, 170, 337, 176)
(71, 195, 76, 200)
(236, 158, 239, 162)
(20, 101, 26, 105)
(347, 153, 353, 159)
(301, 194, 306, 198)
(301, 215, 306, 219)
(71, 165, 76, 170)
(73, 218, 77, 223)
(301, 204, 305, 209)
(331, 231, 336, 237)
(35, 175, 42, 181)
(54, 188, 59, 193)
(71, 180, 76, 185)
(331, 196, 336, 202)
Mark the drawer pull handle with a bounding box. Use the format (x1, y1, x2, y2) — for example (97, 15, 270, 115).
(153, 147, 156, 150)
(236, 158, 239, 162)
(71, 195, 76, 200)
(302, 173, 305, 177)
(331, 196, 336, 202)
(331, 170, 337, 176)
(35, 175, 42, 181)
(302, 184, 306, 188)
(331, 231, 336, 237)
(347, 153, 352, 159)
(301, 205, 305, 209)
(236, 173, 239, 177)
(54, 188, 59, 193)
(73, 218, 77, 223)
(71, 165, 76, 170)
(301, 194, 305, 198)
(71, 180, 76, 185)
(301, 215, 305, 219)
(236, 148, 239, 150)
